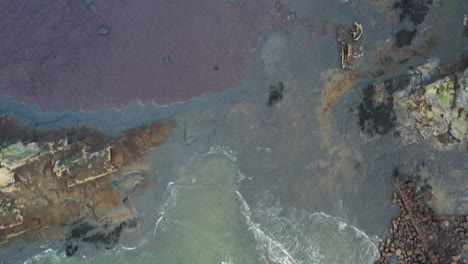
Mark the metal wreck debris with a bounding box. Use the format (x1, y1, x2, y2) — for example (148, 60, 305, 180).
(337, 22, 364, 69)
(352, 22, 363, 41)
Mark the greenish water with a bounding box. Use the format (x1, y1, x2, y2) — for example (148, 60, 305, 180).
(22, 150, 379, 264)
(146, 154, 261, 264)
(25, 152, 261, 264)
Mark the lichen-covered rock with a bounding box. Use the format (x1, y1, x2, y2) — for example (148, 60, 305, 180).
(424, 78, 455, 109)
(395, 63, 467, 151)
(456, 69, 468, 109)
(451, 109, 467, 142)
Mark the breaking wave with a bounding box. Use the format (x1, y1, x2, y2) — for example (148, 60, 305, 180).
(152, 181, 178, 236)
(23, 249, 63, 264)
(150, 146, 380, 264)
(236, 189, 380, 264)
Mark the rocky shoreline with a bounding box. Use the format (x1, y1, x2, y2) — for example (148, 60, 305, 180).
(356, 57, 468, 264)
(357, 56, 468, 152)
(376, 172, 467, 264)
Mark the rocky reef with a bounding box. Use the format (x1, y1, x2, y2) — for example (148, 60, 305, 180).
(0, 115, 174, 246)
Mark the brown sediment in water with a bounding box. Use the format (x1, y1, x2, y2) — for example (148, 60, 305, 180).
(376, 174, 467, 264)
(0, 115, 174, 246)
(315, 22, 366, 143)
(316, 69, 366, 151)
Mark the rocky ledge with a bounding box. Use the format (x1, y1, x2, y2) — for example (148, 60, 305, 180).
(358, 57, 468, 151)
(0, 115, 174, 247)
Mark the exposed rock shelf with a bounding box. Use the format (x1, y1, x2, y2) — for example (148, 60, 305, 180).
(0, 115, 174, 246)
(357, 57, 467, 151)
(395, 65, 468, 151)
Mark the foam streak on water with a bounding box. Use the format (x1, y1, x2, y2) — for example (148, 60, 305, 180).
(152, 181, 178, 236)
(236, 191, 300, 264)
(23, 248, 66, 264)
(195, 145, 238, 163)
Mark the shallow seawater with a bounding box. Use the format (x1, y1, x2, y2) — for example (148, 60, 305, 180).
(22, 149, 379, 264)
(1, 0, 466, 263)
(143, 153, 260, 264)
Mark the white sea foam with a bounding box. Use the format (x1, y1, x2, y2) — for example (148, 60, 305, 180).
(23, 248, 64, 264)
(237, 191, 300, 264)
(151, 146, 240, 238)
(119, 239, 148, 251)
(236, 189, 380, 264)
(198, 145, 238, 162)
(152, 181, 178, 236)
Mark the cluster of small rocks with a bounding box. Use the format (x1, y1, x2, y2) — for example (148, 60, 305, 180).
(376, 175, 467, 264)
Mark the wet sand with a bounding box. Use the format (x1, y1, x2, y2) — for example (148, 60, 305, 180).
(0, 0, 278, 110)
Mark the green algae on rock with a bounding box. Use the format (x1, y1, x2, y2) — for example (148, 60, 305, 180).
(0, 142, 46, 168)
(425, 79, 455, 109)
(395, 64, 468, 151)
(0, 142, 50, 188)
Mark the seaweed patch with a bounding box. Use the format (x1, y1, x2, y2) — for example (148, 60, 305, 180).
(65, 218, 138, 256)
(358, 76, 410, 136)
(393, 0, 433, 26)
(267, 82, 284, 107)
(395, 29, 417, 48)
